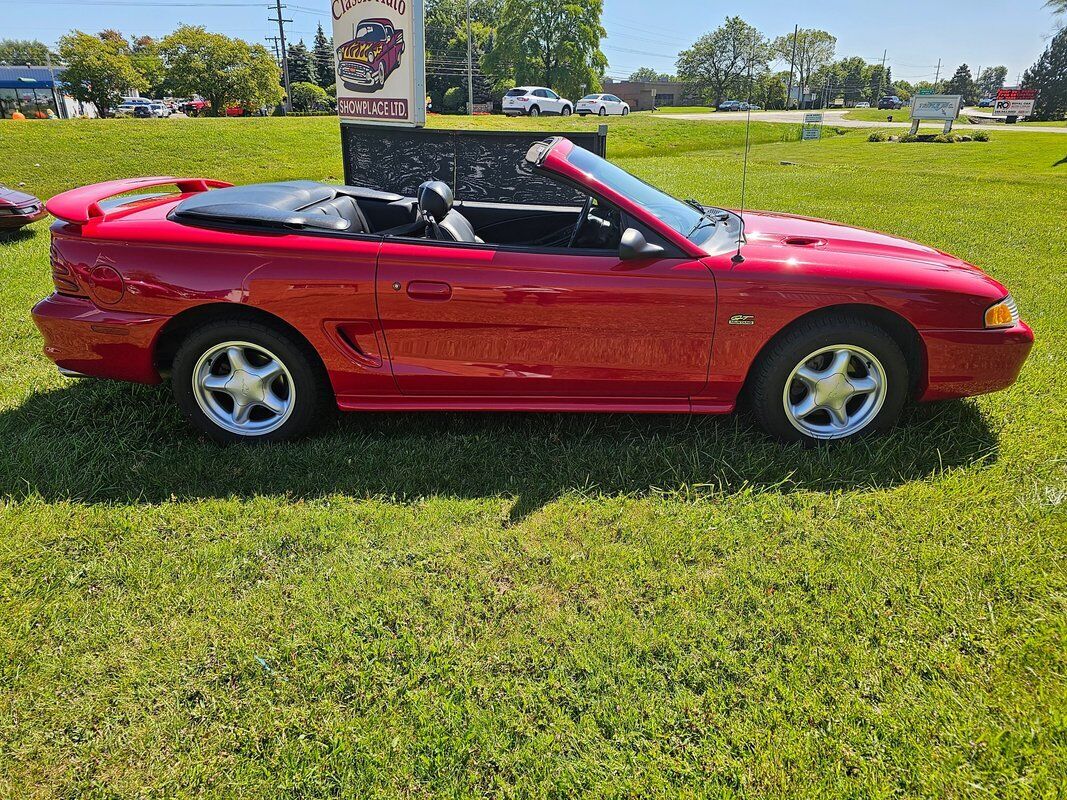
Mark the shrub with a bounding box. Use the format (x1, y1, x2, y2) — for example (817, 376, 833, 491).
(972, 130, 991, 142)
(900, 133, 919, 143)
(932, 133, 957, 143)
(443, 86, 465, 112)
(290, 81, 328, 112)
(868, 131, 889, 142)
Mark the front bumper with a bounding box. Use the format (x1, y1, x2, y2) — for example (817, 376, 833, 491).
(31, 293, 168, 384)
(339, 62, 376, 87)
(919, 321, 1034, 401)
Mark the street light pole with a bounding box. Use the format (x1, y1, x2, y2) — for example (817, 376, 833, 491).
(466, 0, 474, 115)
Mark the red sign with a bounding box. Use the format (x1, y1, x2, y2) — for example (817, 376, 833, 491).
(996, 89, 1037, 101)
(337, 97, 410, 120)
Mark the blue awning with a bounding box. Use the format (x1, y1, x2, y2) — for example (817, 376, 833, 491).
(0, 66, 60, 90)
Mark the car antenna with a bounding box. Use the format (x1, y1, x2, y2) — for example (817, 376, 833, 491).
(733, 37, 757, 266)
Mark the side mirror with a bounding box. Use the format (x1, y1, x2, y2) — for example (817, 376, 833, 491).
(619, 228, 665, 260)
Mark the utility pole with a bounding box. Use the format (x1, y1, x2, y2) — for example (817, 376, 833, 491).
(934, 58, 942, 85)
(465, 0, 474, 115)
(270, 0, 292, 113)
(265, 35, 282, 65)
(875, 49, 887, 102)
(785, 24, 798, 111)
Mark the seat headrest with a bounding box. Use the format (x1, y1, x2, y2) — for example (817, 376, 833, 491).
(417, 180, 454, 223)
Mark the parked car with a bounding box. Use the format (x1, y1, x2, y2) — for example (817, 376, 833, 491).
(0, 184, 47, 233)
(116, 97, 153, 116)
(717, 100, 744, 112)
(35, 139, 1033, 445)
(878, 96, 905, 110)
(576, 93, 629, 116)
(741, 103, 762, 111)
(978, 97, 995, 108)
(149, 102, 170, 118)
(182, 99, 210, 117)
(855, 101, 871, 109)
(336, 17, 405, 92)
(502, 87, 572, 117)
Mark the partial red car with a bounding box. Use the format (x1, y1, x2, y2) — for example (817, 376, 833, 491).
(0, 184, 47, 232)
(336, 18, 405, 92)
(33, 138, 1033, 444)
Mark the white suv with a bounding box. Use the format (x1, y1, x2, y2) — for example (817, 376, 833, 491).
(502, 87, 572, 117)
(576, 93, 630, 116)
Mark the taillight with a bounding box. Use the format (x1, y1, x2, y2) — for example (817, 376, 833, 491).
(50, 240, 87, 297)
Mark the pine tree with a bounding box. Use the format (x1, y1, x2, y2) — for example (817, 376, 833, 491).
(287, 39, 313, 85)
(1023, 28, 1067, 121)
(944, 64, 977, 104)
(312, 23, 335, 90)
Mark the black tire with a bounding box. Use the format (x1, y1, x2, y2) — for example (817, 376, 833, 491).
(622, 107, 629, 116)
(598, 106, 607, 116)
(747, 315, 909, 445)
(528, 105, 540, 117)
(172, 319, 333, 444)
(562, 105, 572, 117)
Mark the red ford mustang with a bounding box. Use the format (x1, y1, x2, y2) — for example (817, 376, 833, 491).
(33, 137, 1033, 444)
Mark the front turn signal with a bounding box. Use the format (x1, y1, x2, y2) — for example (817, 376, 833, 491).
(985, 296, 1019, 329)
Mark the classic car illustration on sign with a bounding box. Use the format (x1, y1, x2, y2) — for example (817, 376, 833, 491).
(337, 18, 405, 92)
(33, 138, 1033, 445)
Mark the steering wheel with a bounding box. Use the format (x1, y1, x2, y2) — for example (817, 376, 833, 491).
(568, 196, 594, 248)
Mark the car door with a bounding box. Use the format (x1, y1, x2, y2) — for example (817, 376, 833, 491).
(542, 89, 563, 114)
(374, 218, 717, 398)
(605, 95, 622, 114)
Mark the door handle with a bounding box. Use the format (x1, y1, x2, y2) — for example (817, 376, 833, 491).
(406, 280, 452, 301)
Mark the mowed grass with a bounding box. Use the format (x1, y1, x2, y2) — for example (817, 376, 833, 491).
(1, 115, 1065, 798)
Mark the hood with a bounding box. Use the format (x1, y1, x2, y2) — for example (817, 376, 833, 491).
(0, 185, 41, 208)
(743, 210, 983, 273)
(338, 39, 384, 64)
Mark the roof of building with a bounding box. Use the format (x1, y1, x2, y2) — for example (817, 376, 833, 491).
(0, 65, 61, 90)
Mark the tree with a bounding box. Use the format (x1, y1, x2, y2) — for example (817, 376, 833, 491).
(1047, 0, 1066, 22)
(772, 28, 836, 108)
(130, 35, 167, 97)
(676, 16, 768, 106)
(312, 23, 335, 89)
(159, 26, 283, 116)
(869, 64, 891, 102)
(944, 63, 977, 104)
(0, 39, 55, 65)
(425, 0, 500, 107)
(976, 66, 1008, 98)
(287, 39, 313, 85)
(289, 81, 327, 111)
(486, 0, 607, 101)
(1023, 27, 1067, 120)
(57, 31, 146, 116)
(628, 67, 669, 82)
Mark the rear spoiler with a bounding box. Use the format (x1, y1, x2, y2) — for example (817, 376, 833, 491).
(46, 177, 233, 225)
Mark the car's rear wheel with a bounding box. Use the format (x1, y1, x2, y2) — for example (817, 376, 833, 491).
(172, 320, 332, 444)
(528, 105, 540, 117)
(748, 315, 909, 444)
(598, 106, 607, 116)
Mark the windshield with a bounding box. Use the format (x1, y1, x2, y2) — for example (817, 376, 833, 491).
(356, 24, 386, 41)
(565, 146, 720, 244)
(505, 89, 527, 97)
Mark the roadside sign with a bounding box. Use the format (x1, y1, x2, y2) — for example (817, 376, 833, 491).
(911, 95, 962, 120)
(918, 88, 934, 95)
(994, 88, 1036, 118)
(333, 0, 426, 127)
(802, 112, 823, 140)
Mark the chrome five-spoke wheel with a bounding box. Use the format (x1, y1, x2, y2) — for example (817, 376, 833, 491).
(192, 341, 295, 436)
(783, 345, 887, 440)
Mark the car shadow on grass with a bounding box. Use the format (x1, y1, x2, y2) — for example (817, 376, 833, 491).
(0, 379, 999, 516)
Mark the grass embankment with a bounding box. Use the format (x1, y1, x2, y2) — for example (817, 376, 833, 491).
(1, 114, 1065, 798)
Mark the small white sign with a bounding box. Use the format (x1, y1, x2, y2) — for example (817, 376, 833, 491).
(804, 113, 823, 124)
(332, 0, 426, 127)
(911, 95, 962, 121)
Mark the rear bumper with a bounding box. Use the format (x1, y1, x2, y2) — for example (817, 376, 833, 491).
(31, 293, 168, 384)
(0, 208, 48, 229)
(919, 321, 1034, 401)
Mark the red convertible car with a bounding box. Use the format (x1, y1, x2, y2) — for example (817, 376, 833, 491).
(336, 18, 405, 92)
(33, 137, 1032, 444)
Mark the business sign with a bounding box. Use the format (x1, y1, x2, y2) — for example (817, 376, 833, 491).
(911, 94, 962, 121)
(332, 0, 425, 127)
(994, 88, 1036, 118)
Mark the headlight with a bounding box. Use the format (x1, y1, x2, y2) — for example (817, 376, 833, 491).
(984, 296, 1019, 329)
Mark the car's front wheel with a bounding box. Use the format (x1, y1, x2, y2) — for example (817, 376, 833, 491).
(748, 316, 909, 444)
(561, 105, 572, 116)
(622, 107, 629, 116)
(172, 320, 332, 444)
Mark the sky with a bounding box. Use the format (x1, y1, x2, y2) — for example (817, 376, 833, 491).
(0, 0, 1061, 85)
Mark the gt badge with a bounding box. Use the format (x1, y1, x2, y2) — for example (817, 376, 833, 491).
(729, 314, 756, 326)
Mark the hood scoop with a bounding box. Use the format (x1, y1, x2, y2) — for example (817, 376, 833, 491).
(782, 236, 826, 248)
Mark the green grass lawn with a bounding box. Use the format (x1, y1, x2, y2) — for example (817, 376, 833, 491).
(843, 108, 914, 122)
(1, 115, 1065, 798)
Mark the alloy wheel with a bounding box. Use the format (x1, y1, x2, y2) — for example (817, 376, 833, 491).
(192, 341, 296, 436)
(782, 344, 887, 440)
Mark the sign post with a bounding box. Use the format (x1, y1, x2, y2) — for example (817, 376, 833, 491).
(909, 94, 962, 135)
(994, 88, 1036, 124)
(332, 0, 426, 127)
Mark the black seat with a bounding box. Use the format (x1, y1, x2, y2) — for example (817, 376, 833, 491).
(417, 180, 482, 243)
(306, 195, 369, 233)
